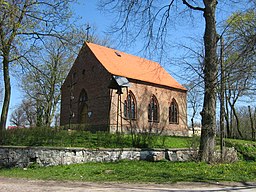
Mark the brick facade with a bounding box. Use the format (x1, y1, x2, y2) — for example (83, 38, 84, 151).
(60, 43, 188, 135)
(60, 44, 111, 130)
(109, 80, 187, 135)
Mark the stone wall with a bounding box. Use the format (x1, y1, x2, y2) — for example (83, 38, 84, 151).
(0, 146, 196, 168)
(0, 146, 237, 168)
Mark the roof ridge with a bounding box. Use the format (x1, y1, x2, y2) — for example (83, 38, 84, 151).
(86, 42, 159, 64)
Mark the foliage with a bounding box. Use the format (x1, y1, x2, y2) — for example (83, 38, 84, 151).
(0, 161, 255, 183)
(12, 28, 111, 128)
(19, 38, 79, 127)
(225, 139, 256, 161)
(1, 127, 191, 148)
(0, 0, 76, 137)
(222, 9, 256, 139)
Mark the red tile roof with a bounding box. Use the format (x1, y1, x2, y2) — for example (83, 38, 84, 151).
(86, 42, 187, 91)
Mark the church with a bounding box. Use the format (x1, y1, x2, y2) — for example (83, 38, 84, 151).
(60, 42, 188, 136)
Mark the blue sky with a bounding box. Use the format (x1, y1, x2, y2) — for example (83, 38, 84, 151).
(6, 0, 253, 126)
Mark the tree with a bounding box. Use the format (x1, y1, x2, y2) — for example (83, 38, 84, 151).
(233, 106, 256, 140)
(222, 9, 256, 138)
(9, 99, 36, 127)
(20, 39, 75, 127)
(186, 81, 203, 134)
(0, 0, 76, 141)
(10, 107, 26, 127)
(100, 0, 219, 162)
(18, 27, 110, 127)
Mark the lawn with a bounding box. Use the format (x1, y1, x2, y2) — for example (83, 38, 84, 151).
(2, 127, 193, 148)
(1, 128, 256, 183)
(0, 161, 255, 183)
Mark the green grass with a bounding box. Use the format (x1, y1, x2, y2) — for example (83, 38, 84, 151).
(225, 139, 256, 161)
(1, 128, 255, 183)
(2, 127, 192, 149)
(0, 161, 255, 183)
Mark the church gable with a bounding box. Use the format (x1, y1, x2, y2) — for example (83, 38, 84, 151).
(60, 43, 112, 128)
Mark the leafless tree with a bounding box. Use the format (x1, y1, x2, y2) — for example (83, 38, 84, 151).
(186, 81, 203, 134)
(100, 0, 220, 162)
(10, 108, 26, 127)
(10, 99, 36, 127)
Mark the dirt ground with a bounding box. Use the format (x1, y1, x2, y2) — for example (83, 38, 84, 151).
(0, 177, 255, 192)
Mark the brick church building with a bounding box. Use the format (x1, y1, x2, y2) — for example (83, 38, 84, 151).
(60, 42, 188, 136)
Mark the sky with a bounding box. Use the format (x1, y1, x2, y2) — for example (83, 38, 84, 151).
(5, 0, 253, 126)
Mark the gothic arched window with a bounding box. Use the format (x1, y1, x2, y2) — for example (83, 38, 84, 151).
(169, 99, 178, 124)
(124, 91, 136, 120)
(148, 95, 159, 122)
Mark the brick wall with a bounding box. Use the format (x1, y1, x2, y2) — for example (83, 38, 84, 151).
(60, 43, 111, 129)
(110, 79, 188, 135)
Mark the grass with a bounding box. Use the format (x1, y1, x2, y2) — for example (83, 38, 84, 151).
(0, 161, 255, 183)
(225, 138, 256, 161)
(2, 127, 192, 148)
(1, 128, 256, 183)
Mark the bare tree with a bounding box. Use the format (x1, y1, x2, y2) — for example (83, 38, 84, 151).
(10, 99, 36, 127)
(10, 108, 26, 127)
(186, 81, 203, 134)
(100, 0, 220, 162)
(0, 0, 76, 142)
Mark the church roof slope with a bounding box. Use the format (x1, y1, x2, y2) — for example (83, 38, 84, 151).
(86, 42, 187, 91)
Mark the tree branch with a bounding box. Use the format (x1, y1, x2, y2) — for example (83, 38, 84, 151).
(182, 0, 205, 11)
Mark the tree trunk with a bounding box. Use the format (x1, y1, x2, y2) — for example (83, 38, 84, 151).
(0, 56, 11, 143)
(248, 106, 255, 141)
(231, 104, 242, 138)
(225, 89, 231, 137)
(220, 36, 225, 159)
(199, 0, 218, 163)
(191, 118, 195, 135)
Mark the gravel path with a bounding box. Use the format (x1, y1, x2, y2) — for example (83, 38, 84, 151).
(0, 177, 255, 192)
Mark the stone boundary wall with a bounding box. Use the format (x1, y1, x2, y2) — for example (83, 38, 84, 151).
(0, 146, 237, 168)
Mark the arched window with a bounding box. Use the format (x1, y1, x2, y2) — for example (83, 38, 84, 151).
(148, 95, 159, 122)
(78, 89, 88, 104)
(169, 99, 178, 124)
(124, 91, 136, 120)
(78, 89, 88, 124)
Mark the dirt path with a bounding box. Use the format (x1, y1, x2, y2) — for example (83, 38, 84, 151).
(0, 177, 255, 192)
